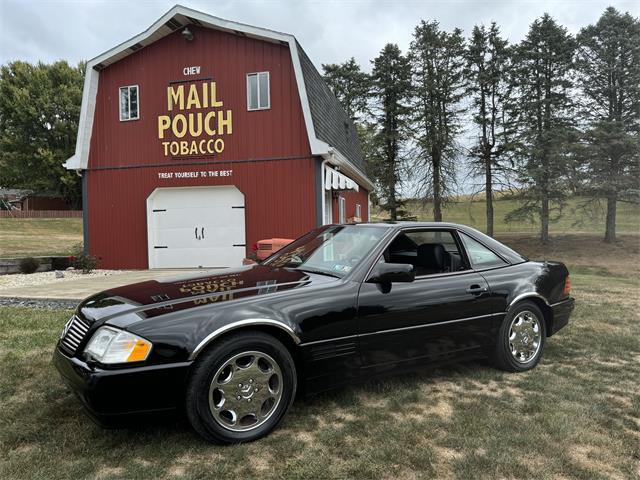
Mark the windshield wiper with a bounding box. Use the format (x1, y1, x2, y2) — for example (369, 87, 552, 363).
(294, 267, 341, 278)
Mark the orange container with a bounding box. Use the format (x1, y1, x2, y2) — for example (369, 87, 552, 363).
(255, 238, 294, 260)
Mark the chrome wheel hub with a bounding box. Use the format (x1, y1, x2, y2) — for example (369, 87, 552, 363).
(508, 310, 542, 363)
(208, 351, 283, 432)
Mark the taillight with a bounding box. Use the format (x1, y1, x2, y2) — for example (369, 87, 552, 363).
(251, 243, 258, 252)
(563, 276, 571, 296)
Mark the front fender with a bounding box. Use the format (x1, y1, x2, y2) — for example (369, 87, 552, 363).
(188, 317, 301, 360)
(117, 301, 301, 364)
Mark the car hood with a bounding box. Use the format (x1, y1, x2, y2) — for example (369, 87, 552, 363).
(77, 264, 328, 324)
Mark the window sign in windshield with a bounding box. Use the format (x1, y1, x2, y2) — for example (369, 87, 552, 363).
(264, 226, 388, 277)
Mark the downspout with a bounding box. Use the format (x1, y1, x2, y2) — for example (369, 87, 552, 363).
(80, 170, 89, 255)
(320, 158, 330, 226)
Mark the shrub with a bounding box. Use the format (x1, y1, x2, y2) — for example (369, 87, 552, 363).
(70, 243, 99, 274)
(19, 257, 40, 274)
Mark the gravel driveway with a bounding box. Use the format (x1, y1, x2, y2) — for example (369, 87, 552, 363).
(0, 268, 207, 308)
(0, 270, 127, 309)
(0, 269, 125, 290)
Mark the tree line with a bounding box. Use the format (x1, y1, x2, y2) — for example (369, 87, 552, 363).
(322, 7, 639, 243)
(0, 8, 637, 242)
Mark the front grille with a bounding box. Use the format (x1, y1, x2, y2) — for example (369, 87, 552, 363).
(60, 315, 91, 355)
(258, 243, 273, 250)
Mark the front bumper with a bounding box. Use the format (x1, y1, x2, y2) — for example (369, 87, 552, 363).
(53, 346, 192, 426)
(549, 297, 575, 335)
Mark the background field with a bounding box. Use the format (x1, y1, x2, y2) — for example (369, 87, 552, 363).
(1, 238, 638, 479)
(372, 196, 640, 235)
(1, 196, 639, 259)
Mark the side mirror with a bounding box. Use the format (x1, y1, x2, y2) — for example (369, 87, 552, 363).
(368, 263, 415, 284)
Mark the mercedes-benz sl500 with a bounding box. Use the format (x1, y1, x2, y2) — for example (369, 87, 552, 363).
(54, 223, 574, 443)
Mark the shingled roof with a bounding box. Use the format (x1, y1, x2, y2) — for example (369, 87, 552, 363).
(296, 42, 366, 173)
(64, 5, 372, 189)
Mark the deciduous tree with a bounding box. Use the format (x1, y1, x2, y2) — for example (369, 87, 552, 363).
(322, 57, 371, 120)
(0, 60, 84, 207)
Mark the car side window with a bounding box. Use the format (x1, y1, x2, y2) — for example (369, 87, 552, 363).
(459, 233, 508, 269)
(382, 230, 468, 277)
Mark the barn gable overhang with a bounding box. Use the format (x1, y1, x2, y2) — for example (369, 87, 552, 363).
(65, 4, 373, 190)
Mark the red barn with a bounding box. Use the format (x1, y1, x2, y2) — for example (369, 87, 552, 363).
(65, 5, 372, 269)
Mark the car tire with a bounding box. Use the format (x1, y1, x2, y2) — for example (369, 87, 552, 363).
(185, 330, 297, 444)
(492, 301, 546, 372)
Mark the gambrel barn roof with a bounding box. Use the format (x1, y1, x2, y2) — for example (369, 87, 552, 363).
(65, 4, 371, 189)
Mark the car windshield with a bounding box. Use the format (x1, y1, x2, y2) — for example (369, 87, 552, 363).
(263, 225, 388, 278)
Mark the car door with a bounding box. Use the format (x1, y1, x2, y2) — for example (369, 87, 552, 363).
(356, 228, 502, 369)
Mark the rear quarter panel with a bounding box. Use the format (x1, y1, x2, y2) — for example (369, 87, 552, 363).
(479, 261, 570, 312)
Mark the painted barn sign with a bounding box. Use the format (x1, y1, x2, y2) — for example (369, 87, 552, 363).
(158, 80, 233, 157)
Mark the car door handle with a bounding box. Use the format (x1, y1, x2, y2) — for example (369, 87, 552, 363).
(466, 285, 488, 294)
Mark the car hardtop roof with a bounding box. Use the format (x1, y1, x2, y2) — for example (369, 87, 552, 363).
(342, 221, 471, 230)
(340, 221, 528, 264)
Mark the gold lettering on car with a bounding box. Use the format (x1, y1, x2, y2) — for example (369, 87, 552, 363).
(178, 277, 245, 305)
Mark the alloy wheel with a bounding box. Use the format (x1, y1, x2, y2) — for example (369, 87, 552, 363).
(508, 310, 542, 363)
(208, 351, 283, 432)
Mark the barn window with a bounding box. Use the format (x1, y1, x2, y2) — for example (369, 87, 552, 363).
(339, 197, 346, 224)
(355, 204, 362, 219)
(119, 85, 139, 121)
(247, 72, 270, 110)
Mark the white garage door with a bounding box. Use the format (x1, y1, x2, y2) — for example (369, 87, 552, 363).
(147, 186, 246, 269)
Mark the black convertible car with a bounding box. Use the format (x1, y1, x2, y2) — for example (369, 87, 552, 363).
(54, 222, 574, 443)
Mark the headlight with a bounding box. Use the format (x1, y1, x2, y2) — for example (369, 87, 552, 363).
(84, 326, 152, 364)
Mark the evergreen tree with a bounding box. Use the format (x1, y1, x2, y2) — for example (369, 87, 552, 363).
(409, 21, 466, 221)
(465, 23, 511, 236)
(575, 7, 640, 243)
(355, 120, 380, 201)
(369, 44, 412, 220)
(506, 15, 577, 243)
(322, 57, 371, 120)
(0, 60, 84, 206)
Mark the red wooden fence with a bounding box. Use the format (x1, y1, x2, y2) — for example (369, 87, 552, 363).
(0, 210, 83, 218)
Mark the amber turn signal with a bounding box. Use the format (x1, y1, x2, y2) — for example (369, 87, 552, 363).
(127, 339, 152, 362)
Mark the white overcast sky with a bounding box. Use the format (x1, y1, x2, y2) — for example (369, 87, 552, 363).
(1, 0, 638, 195)
(1, 0, 638, 69)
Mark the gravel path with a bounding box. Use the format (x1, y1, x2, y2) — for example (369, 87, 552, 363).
(0, 297, 79, 310)
(0, 269, 126, 290)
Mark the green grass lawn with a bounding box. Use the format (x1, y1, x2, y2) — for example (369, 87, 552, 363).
(372, 197, 640, 235)
(0, 196, 638, 259)
(1, 262, 638, 478)
(0, 218, 83, 258)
